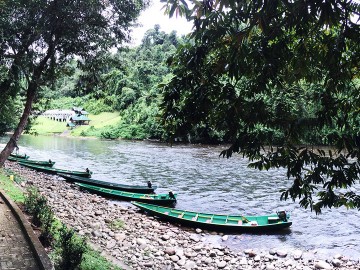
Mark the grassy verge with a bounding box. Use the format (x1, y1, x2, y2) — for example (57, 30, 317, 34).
(80, 249, 121, 270)
(0, 169, 122, 270)
(30, 113, 121, 138)
(31, 117, 67, 135)
(70, 112, 121, 137)
(0, 168, 25, 203)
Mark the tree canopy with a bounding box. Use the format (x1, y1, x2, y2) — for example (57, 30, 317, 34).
(0, 0, 147, 165)
(29, 25, 183, 139)
(162, 0, 360, 212)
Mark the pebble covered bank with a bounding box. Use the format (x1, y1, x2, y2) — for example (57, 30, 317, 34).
(5, 161, 360, 270)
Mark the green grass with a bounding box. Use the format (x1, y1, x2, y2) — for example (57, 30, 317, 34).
(70, 112, 121, 137)
(0, 169, 25, 203)
(80, 249, 122, 270)
(109, 219, 125, 230)
(30, 113, 121, 137)
(31, 117, 67, 135)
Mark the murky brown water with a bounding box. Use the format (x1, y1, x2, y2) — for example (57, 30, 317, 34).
(1, 135, 359, 259)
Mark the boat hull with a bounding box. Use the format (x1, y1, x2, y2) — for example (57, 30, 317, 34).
(8, 156, 55, 167)
(18, 162, 92, 178)
(132, 202, 292, 233)
(76, 183, 176, 206)
(58, 173, 156, 193)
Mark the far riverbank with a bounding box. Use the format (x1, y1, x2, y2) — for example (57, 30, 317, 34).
(5, 161, 360, 270)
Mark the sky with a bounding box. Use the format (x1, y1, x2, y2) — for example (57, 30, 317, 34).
(129, 0, 193, 45)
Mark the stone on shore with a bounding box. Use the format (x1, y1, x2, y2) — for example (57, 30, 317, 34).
(315, 260, 332, 269)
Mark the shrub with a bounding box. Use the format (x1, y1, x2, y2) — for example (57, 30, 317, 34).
(38, 204, 55, 247)
(99, 126, 118, 139)
(24, 186, 54, 246)
(24, 186, 40, 214)
(56, 225, 87, 270)
(31, 195, 47, 227)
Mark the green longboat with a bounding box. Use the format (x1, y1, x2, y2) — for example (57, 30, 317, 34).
(76, 183, 177, 206)
(132, 202, 292, 233)
(18, 162, 92, 178)
(8, 156, 55, 167)
(58, 173, 157, 194)
(10, 153, 29, 159)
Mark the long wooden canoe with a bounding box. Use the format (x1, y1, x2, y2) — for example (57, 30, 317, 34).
(8, 156, 55, 167)
(58, 173, 157, 193)
(18, 162, 92, 178)
(10, 153, 29, 159)
(76, 183, 177, 206)
(131, 202, 292, 233)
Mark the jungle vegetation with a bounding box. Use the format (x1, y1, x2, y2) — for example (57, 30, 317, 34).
(1, 0, 360, 212)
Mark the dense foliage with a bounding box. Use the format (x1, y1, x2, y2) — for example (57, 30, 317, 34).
(161, 0, 360, 212)
(0, 95, 23, 135)
(43, 25, 182, 139)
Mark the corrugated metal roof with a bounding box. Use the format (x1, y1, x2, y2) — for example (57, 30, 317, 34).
(70, 115, 91, 121)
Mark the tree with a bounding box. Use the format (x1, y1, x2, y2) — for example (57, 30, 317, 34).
(162, 0, 360, 212)
(0, 0, 147, 166)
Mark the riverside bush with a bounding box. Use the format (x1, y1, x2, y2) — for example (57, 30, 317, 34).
(39, 204, 55, 247)
(55, 225, 87, 270)
(99, 126, 119, 139)
(24, 186, 40, 214)
(24, 186, 54, 245)
(31, 195, 47, 227)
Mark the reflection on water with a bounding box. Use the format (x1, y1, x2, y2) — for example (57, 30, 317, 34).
(1, 135, 360, 259)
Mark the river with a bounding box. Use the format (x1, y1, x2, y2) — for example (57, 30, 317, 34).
(1, 135, 359, 259)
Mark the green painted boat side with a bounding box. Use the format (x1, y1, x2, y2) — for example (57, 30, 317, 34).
(8, 156, 26, 162)
(10, 153, 29, 159)
(131, 202, 292, 233)
(18, 162, 92, 178)
(58, 173, 157, 193)
(76, 183, 176, 206)
(8, 156, 55, 167)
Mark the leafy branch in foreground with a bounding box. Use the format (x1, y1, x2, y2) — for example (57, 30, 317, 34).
(161, 0, 360, 213)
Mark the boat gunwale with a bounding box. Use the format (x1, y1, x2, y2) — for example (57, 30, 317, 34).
(76, 182, 174, 200)
(10, 153, 29, 159)
(76, 183, 177, 206)
(8, 157, 55, 166)
(57, 173, 157, 193)
(18, 161, 92, 177)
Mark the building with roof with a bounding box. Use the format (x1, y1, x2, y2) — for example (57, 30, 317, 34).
(43, 107, 91, 128)
(69, 114, 91, 125)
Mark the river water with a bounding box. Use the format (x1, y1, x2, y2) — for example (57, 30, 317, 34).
(1, 135, 359, 259)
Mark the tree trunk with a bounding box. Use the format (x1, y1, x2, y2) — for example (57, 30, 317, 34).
(0, 85, 37, 167)
(0, 39, 54, 167)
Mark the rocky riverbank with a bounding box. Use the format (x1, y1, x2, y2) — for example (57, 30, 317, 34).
(5, 161, 360, 270)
